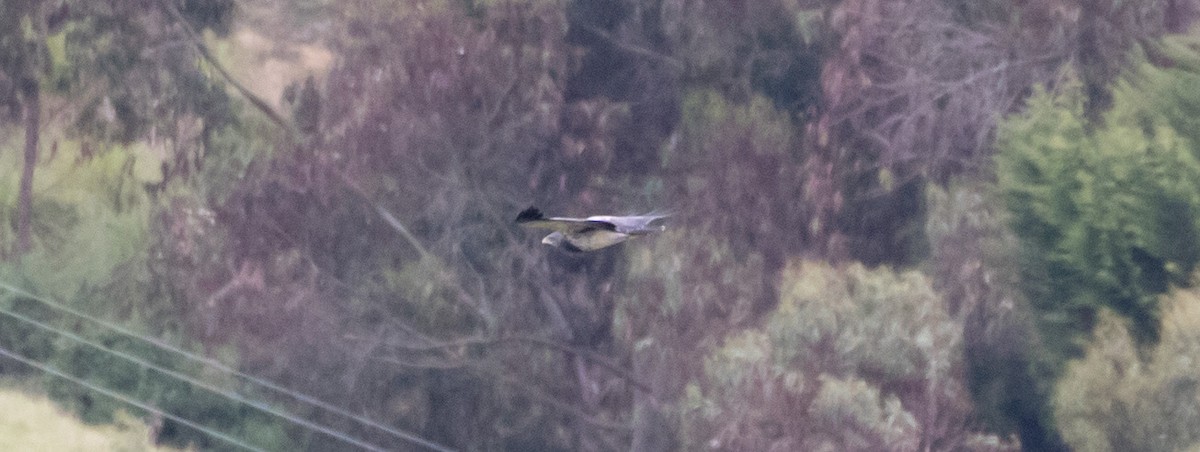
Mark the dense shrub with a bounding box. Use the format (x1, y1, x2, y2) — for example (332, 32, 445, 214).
(678, 262, 1012, 451)
(997, 68, 1200, 362)
(0, 139, 297, 450)
(1053, 288, 1200, 451)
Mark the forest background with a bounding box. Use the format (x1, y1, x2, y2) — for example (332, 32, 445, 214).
(3, 0, 1200, 450)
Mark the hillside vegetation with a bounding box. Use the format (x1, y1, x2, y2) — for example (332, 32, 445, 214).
(2, 0, 1200, 450)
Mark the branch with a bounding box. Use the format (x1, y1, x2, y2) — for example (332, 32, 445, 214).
(338, 172, 500, 329)
(350, 336, 638, 433)
(506, 335, 654, 395)
(156, 0, 295, 137)
(478, 364, 632, 432)
(351, 332, 655, 395)
(338, 172, 432, 260)
(576, 24, 683, 70)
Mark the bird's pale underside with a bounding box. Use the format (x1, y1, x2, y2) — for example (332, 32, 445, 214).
(515, 207, 669, 252)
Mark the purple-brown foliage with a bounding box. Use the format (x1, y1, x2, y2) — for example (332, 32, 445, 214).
(168, 2, 639, 449)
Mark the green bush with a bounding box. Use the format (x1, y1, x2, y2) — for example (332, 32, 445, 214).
(0, 140, 158, 372)
(1053, 287, 1200, 451)
(996, 69, 1200, 362)
(0, 137, 296, 450)
(679, 262, 1012, 451)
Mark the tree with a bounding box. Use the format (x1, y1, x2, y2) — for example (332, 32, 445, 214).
(809, 0, 1073, 266)
(0, 0, 48, 256)
(1, 0, 242, 255)
(809, 0, 1191, 267)
(1053, 289, 1200, 451)
(995, 48, 1200, 452)
(997, 71, 1200, 360)
(677, 262, 1013, 451)
(0, 0, 306, 448)
(177, 2, 646, 449)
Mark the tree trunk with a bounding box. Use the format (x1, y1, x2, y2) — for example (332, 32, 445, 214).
(15, 84, 38, 255)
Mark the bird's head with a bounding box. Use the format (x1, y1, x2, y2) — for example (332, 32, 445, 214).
(541, 231, 565, 247)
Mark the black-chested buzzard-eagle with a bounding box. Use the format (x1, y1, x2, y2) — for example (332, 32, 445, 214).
(515, 207, 669, 252)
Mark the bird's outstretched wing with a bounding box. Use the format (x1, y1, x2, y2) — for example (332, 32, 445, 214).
(515, 207, 617, 233)
(584, 213, 670, 234)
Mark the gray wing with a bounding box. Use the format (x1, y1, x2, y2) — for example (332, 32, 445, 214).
(518, 217, 617, 233)
(515, 207, 616, 233)
(584, 213, 670, 234)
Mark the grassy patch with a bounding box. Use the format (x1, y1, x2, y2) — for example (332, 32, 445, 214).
(0, 385, 181, 451)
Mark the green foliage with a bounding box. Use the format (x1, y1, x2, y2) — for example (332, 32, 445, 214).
(662, 0, 824, 113)
(675, 89, 796, 162)
(0, 3, 287, 443)
(807, 375, 919, 449)
(1053, 288, 1200, 451)
(46, 332, 295, 451)
(680, 262, 1007, 451)
(1134, 37, 1200, 151)
(995, 60, 1200, 449)
(0, 0, 46, 95)
(0, 139, 154, 302)
(49, 0, 238, 150)
(770, 263, 960, 382)
(15, 0, 1193, 449)
(996, 70, 1200, 363)
(0, 297, 58, 369)
(0, 134, 296, 450)
(194, 108, 277, 203)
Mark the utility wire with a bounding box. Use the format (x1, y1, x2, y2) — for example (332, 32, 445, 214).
(0, 344, 265, 452)
(0, 281, 453, 452)
(0, 301, 396, 452)
(0, 281, 451, 450)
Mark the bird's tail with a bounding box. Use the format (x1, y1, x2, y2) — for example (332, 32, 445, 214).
(515, 207, 546, 223)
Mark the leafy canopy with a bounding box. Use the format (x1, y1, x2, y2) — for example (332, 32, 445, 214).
(1054, 288, 1200, 451)
(996, 62, 1200, 364)
(680, 262, 1006, 451)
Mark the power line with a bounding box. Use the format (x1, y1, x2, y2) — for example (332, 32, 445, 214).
(0, 344, 265, 452)
(0, 280, 453, 452)
(0, 301, 398, 452)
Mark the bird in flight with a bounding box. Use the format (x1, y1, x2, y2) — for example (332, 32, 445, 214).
(515, 207, 670, 252)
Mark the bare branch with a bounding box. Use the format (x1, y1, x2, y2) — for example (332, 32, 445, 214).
(576, 24, 683, 70)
